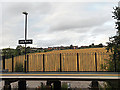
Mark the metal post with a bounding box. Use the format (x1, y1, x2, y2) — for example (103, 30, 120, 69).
(2, 56, 5, 70)
(23, 12, 28, 72)
(24, 60, 26, 72)
(27, 55, 29, 72)
(43, 54, 45, 72)
(77, 53, 79, 72)
(95, 53, 97, 72)
(60, 53, 62, 72)
(12, 55, 14, 72)
(24, 12, 28, 60)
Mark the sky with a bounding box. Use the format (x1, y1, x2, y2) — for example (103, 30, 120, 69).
(0, 0, 119, 49)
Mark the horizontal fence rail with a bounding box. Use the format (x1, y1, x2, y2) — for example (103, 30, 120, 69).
(2, 52, 111, 72)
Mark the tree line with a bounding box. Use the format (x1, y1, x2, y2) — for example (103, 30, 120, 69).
(1, 45, 32, 59)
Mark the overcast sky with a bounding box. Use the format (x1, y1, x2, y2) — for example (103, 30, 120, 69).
(0, 0, 119, 49)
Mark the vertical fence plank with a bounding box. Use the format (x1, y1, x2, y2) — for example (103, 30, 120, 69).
(33, 55, 35, 71)
(34, 54, 37, 71)
(29, 55, 31, 71)
(79, 53, 81, 71)
(113, 52, 116, 72)
(62, 54, 64, 71)
(98, 52, 101, 71)
(12, 55, 14, 72)
(79, 53, 82, 71)
(91, 53, 94, 71)
(87, 53, 89, 71)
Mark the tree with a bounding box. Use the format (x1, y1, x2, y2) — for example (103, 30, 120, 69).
(98, 43, 104, 47)
(105, 6, 120, 72)
(14, 45, 23, 56)
(15, 62, 23, 72)
(14, 45, 26, 56)
(70, 45, 73, 49)
(2, 48, 14, 58)
(89, 43, 95, 48)
(26, 46, 31, 53)
(101, 6, 120, 89)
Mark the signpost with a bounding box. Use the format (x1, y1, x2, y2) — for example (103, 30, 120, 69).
(19, 39, 33, 44)
(18, 12, 33, 72)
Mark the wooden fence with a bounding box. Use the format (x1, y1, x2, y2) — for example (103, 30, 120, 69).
(2, 51, 110, 72)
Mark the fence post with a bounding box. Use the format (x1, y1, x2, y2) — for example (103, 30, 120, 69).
(77, 53, 79, 72)
(24, 60, 27, 72)
(2, 56, 5, 70)
(95, 53, 97, 72)
(60, 53, 62, 72)
(43, 54, 45, 72)
(27, 55, 29, 72)
(12, 55, 14, 72)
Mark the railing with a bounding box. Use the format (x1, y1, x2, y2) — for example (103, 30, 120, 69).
(2, 52, 111, 72)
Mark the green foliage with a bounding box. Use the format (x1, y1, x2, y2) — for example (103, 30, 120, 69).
(70, 45, 73, 49)
(102, 80, 120, 90)
(15, 62, 23, 72)
(102, 6, 120, 72)
(2, 45, 43, 58)
(101, 6, 120, 90)
(36, 85, 51, 90)
(61, 82, 68, 90)
(2, 48, 14, 59)
(44, 49, 48, 52)
(101, 58, 117, 72)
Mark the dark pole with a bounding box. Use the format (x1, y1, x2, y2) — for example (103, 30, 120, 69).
(2, 56, 5, 70)
(27, 55, 29, 72)
(43, 54, 45, 72)
(95, 52, 97, 72)
(12, 55, 14, 72)
(77, 53, 79, 72)
(23, 12, 28, 72)
(60, 53, 62, 72)
(23, 12, 28, 60)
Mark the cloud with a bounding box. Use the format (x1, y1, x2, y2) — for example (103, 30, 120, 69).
(2, 2, 53, 48)
(1, 2, 118, 49)
(36, 39, 71, 47)
(32, 2, 115, 33)
(49, 15, 110, 32)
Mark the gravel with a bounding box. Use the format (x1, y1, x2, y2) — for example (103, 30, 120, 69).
(0, 80, 105, 89)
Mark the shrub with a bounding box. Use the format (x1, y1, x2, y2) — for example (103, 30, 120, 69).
(15, 62, 23, 72)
